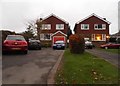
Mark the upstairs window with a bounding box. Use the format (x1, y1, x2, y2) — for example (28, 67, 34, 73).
(56, 24, 64, 30)
(94, 24, 106, 30)
(81, 24, 89, 30)
(42, 24, 51, 30)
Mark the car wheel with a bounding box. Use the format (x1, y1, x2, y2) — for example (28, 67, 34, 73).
(105, 47, 108, 49)
(2, 51, 6, 55)
(90, 47, 92, 49)
(39, 47, 41, 50)
(24, 50, 28, 54)
(118, 46, 120, 49)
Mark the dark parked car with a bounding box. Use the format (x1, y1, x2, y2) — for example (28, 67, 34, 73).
(2, 35, 28, 54)
(85, 41, 93, 49)
(28, 39, 41, 50)
(100, 43, 120, 49)
(53, 40, 65, 49)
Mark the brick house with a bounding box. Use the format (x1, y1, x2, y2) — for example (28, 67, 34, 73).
(74, 13, 111, 47)
(37, 14, 69, 46)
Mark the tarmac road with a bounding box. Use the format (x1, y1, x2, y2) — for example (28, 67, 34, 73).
(2, 48, 64, 84)
(86, 48, 120, 68)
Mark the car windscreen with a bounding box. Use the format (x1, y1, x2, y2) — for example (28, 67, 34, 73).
(6, 35, 25, 41)
(55, 41, 64, 44)
(29, 40, 40, 42)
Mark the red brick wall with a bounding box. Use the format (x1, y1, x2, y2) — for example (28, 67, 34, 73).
(41, 16, 68, 34)
(75, 16, 109, 34)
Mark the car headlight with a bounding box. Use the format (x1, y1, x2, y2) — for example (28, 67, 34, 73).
(53, 44, 56, 46)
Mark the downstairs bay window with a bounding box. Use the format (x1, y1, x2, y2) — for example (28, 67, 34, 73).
(92, 34, 106, 41)
(40, 33, 52, 40)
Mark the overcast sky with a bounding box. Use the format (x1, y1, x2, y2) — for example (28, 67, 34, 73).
(0, 0, 119, 34)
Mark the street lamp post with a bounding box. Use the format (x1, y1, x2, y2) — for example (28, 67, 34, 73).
(106, 35, 110, 43)
(36, 18, 43, 40)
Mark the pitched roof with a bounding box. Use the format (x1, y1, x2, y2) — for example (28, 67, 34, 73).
(42, 13, 69, 24)
(76, 13, 111, 24)
(51, 31, 67, 37)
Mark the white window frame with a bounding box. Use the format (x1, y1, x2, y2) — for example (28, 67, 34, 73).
(81, 24, 89, 30)
(94, 24, 106, 30)
(40, 33, 52, 40)
(42, 24, 51, 30)
(40, 34, 44, 40)
(56, 24, 64, 30)
(92, 34, 106, 41)
(84, 38, 90, 41)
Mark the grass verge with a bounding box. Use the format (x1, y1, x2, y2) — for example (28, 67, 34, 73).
(55, 49, 119, 84)
(98, 48, 120, 54)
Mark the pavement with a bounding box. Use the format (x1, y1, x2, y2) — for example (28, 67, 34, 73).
(2, 48, 64, 84)
(86, 48, 120, 68)
(47, 50, 64, 84)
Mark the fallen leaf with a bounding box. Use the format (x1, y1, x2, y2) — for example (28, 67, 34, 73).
(94, 77, 98, 80)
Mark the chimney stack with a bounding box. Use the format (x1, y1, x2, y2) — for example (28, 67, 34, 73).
(103, 18, 106, 20)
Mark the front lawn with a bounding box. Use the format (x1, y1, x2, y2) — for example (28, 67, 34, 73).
(99, 48, 120, 54)
(55, 49, 119, 84)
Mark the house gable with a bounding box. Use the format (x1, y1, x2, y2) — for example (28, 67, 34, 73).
(74, 13, 110, 35)
(39, 14, 69, 34)
(74, 13, 110, 47)
(76, 13, 111, 24)
(51, 31, 67, 37)
(42, 14, 69, 24)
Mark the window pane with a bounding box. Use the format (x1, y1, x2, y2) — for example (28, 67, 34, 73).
(94, 24, 106, 30)
(95, 25, 98, 28)
(56, 24, 64, 30)
(91, 34, 94, 41)
(84, 25, 88, 29)
(44, 34, 51, 40)
(6, 35, 25, 41)
(102, 24, 106, 29)
(40, 34, 44, 40)
(42, 24, 51, 30)
(103, 34, 106, 41)
(81, 24, 84, 28)
(95, 34, 102, 41)
(45, 25, 47, 29)
(98, 24, 102, 29)
(81, 24, 89, 30)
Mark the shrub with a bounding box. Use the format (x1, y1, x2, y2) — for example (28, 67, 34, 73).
(69, 34, 85, 54)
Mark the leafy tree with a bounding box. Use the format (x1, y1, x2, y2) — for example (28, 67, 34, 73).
(25, 18, 43, 41)
(1, 30, 15, 42)
(20, 25, 34, 41)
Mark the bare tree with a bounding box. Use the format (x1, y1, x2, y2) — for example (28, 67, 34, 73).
(26, 18, 43, 40)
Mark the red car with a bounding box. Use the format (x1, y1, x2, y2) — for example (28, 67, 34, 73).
(100, 43, 120, 49)
(2, 35, 28, 54)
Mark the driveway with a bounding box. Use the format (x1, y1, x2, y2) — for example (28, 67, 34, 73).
(2, 48, 64, 84)
(86, 48, 120, 68)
